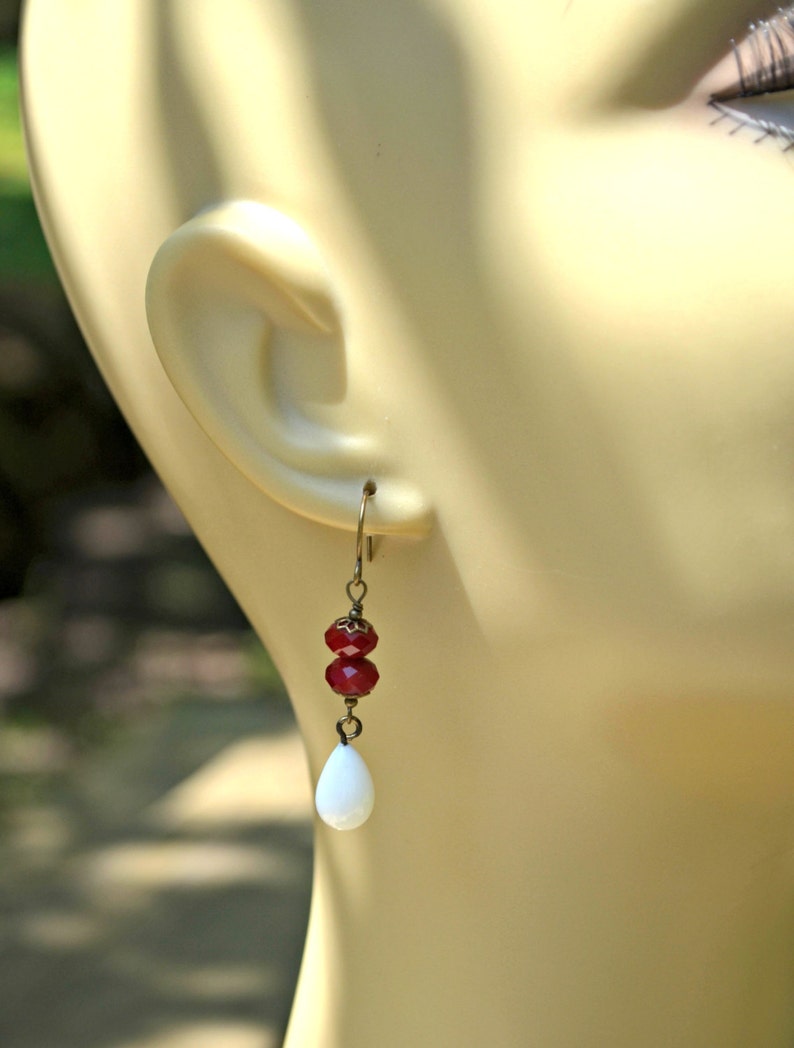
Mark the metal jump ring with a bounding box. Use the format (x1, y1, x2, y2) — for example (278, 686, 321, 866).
(336, 714, 363, 744)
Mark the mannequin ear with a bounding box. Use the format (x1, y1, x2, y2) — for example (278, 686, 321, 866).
(146, 201, 429, 534)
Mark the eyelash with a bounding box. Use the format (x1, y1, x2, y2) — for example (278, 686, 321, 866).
(709, 7, 794, 145)
(725, 9, 794, 96)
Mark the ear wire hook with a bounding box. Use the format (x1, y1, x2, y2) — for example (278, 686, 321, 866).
(352, 480, 377, 587)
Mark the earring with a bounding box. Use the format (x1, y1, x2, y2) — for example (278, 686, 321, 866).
(315, 481, 379, 830)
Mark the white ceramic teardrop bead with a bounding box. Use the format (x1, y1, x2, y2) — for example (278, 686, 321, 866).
(315, 743, 375, 830)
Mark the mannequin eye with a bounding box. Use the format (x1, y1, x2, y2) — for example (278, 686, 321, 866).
(710, 7, 794, 144)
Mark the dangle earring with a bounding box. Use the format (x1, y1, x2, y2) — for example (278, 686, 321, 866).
(315, 480, 379, 831)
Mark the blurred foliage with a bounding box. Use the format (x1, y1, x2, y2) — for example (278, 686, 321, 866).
(0, 41, 283, 752)
(0, 44, 24, 184)
(0, 44, 55, 280)
(0, 42, 146, 598)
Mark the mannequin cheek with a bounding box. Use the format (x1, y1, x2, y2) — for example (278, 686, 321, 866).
(488, 118, 794, 616)
(513, 118, 794, 344)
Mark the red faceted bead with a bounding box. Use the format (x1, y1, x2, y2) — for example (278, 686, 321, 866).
(325, 657, 380, 696)
(325, 617, 379, 658)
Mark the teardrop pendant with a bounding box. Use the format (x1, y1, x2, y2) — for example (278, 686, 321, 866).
(315, 743, 375, 831)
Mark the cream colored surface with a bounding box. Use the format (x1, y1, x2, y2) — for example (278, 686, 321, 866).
(20, 1, 794, 1045)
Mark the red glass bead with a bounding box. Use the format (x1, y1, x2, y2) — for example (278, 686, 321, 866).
(325, 657, 380, 696)
(325, 617, 379, 658)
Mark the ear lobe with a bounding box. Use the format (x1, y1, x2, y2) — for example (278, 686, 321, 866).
(145, 200, 430, 535)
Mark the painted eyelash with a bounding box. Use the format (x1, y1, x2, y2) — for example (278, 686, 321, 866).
(720, 8, 794, 98)
(709, 7, 794, 145)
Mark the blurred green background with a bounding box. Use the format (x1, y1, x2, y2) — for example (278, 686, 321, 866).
(0, 6, 311, 1047)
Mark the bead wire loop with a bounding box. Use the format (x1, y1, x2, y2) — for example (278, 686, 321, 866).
(336, 714, 363, 745)
(346, 579, 368, 605)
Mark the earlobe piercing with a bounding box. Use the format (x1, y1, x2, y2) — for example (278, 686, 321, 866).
(315, 481, 379, 830)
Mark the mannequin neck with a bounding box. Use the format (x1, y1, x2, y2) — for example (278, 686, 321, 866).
(283, 621, 794, 1048)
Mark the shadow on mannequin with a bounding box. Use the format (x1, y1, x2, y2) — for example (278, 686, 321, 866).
(21, 1, 794, 1046)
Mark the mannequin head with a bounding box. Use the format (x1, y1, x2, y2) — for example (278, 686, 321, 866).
(21, 9, 794, 1046)
(22, 0, 794, 786)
